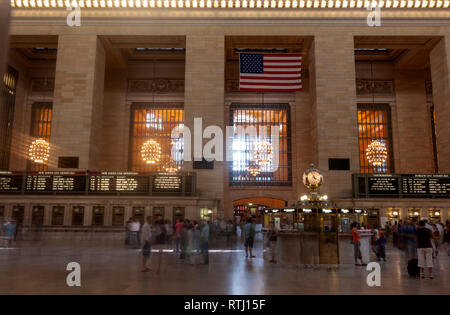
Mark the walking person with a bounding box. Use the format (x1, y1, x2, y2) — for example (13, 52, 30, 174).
(445, 220, 450, 256)
(225, 220, 233, 246)
(431, 224, 441, 257)
(200, 220, 210, 265)
(141, 216, 152, 272)
(375, 232, 387, 262)
(351, 222, 367, 266)
(125, 217, 133, 245)
(174, 219, 184, 253)
(267, 222, 279, 263)
(244, 218, 256, 258)
(2, 218, 16, 248)
(415, 220, 434, 279)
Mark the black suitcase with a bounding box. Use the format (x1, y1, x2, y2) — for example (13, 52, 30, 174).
(407, 258, 420, 277)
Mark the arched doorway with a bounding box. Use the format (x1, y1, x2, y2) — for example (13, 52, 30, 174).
(233, 197, 287, 223)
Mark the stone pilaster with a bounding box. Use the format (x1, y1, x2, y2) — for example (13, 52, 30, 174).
(184, 36, 225, 204)
(430, 35, 450, 173)
(51, 35, 105, 171)
(394, 70, 434, 173)
(309, 33, 358, 199)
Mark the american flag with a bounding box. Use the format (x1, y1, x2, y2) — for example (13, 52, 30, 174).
(239, 53, 302, 92)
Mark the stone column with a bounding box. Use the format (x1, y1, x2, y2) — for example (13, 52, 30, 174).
(84, 205, 92, 226)
(309, 33, 358, 199)
(104, 205, 112, 226)
(184, 36, 225, 207)
(51, 35, 105, 171)
(430, 35, 450, 172)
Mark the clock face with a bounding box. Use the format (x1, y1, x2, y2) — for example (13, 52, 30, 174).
(302, 172, 307, 185)
(307, 171, 322, 185)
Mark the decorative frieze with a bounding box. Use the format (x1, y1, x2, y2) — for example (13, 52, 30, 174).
(31, 78, 55, 92)
(226, 80, 240, 92)
(127, 79, 184, 93)
(355, 79, 395, 96)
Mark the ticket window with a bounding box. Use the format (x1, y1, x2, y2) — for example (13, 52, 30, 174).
(200, 208, 213, 222)
(112, 207, 125, 227)
(72, 207, 84, 226)
(153, 207, 164, 223)
(12, 206, 24, 225)
(319, 212, 337, 233)
(338, 209, 352, 233)
(408, 208, 421, 223)
(387, 208, 401, 224)
(92, 206, 105, 226)
(367, 209, 380, 228)
(31, 206, 45, 226)
(132, 207, 144, 225)
(52, 206, 64, 226)
(173, 207, 185, 224)
(428, 209, 441, 224)
(0, 205, 4, 219)
(353, 209, 368, 228)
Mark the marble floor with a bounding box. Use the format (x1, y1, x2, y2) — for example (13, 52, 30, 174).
(0, 234, 449, 295)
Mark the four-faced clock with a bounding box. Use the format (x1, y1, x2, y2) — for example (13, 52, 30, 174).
(302, 164, 323, 190)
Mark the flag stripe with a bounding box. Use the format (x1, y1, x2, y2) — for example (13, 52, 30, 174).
(241, 73, 301, 78)
(240, 79, 302, 84)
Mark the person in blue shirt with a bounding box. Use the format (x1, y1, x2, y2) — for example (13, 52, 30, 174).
(2, 219, 17, 248)
(376, 232, 387, 262)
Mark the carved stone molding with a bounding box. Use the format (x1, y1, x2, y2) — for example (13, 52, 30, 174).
(356, 79, 394, 96)
(31, 78, 54, 92)
(128, 79, 184, 93)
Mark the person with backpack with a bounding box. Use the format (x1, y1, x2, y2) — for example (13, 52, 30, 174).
(244, 218, 256, 258)
(415, 220, 434, 279)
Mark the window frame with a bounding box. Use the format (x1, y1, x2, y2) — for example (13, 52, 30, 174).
(357, 103, 394, 174)
(228, 103, 292, 187)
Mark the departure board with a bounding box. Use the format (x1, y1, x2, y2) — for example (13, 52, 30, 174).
(88, 172, 149, 193)
(152, 174, 183, 192)
(354, 174, 450, 198)
(0, 172, 194, 195)
(0, 172, 23, 192)
(25, 172, 86, 192)
(368, 175, 399, 195)
(402, 174, 450, 196)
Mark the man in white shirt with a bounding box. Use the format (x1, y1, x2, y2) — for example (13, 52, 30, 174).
(141, 216, 152, 272)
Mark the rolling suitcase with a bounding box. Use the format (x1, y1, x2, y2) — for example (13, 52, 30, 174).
(407, 258, 420, 277)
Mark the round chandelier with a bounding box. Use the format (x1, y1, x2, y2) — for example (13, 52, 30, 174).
(247, 161, 261, 176)
(366, 139, 387, 166)
(253, 139, 273, 166)
(28, 139, 50, 164)
(141, 139, 162, 164)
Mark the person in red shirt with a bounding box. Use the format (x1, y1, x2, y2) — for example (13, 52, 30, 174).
(351, 222, 367, 266)
(174, 219, 184, 253)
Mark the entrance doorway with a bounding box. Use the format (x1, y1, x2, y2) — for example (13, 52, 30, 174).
(233, 197, 286, 224)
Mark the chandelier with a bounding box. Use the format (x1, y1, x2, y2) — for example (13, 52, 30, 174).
(366, 139, 387, 166)
(28, 139, 50, 163)
(253, 139, 273, 166)
(247, 161, 261, 176)
(141, 139, 161, 164)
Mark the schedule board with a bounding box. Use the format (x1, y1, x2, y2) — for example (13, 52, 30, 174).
(354, 174, 450, 198)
